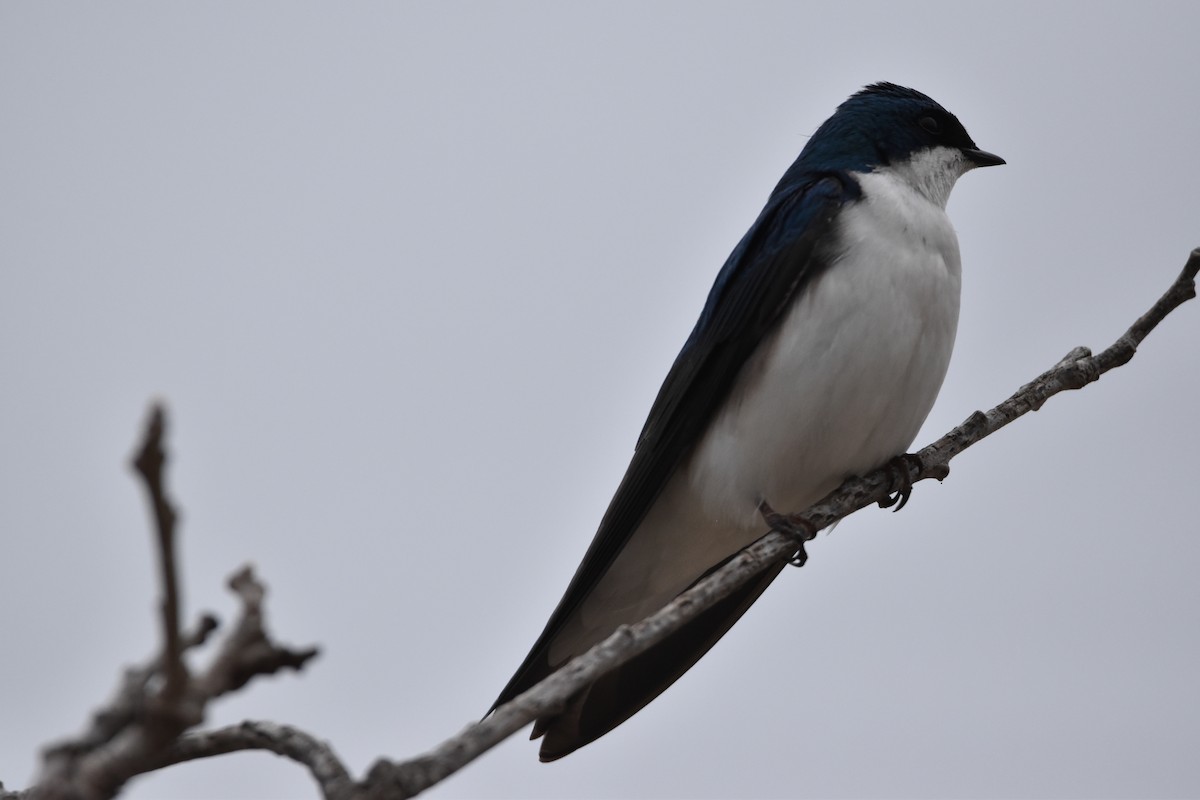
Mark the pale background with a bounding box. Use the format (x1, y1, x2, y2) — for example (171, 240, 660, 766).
(2, 3, 1198, 798)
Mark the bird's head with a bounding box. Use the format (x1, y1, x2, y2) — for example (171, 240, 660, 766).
(791, 82, 1004, 207)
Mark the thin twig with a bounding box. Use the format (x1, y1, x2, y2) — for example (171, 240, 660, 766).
(912, 248, 1200, 475)
(21, 409, 320, 800)
(193, 566, 320, 700)
(149, 722, 354, 800)
(131, 405, 187, 703)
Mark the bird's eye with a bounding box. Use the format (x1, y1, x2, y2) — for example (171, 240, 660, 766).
(918, 115, 942, 134)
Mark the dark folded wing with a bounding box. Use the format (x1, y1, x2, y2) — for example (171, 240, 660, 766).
(491, 172, 857, 710)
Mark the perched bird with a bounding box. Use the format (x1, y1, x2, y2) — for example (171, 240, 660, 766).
(492, 82, 1004, 761)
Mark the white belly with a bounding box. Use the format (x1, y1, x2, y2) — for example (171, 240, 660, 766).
(687, 169, 962, 530)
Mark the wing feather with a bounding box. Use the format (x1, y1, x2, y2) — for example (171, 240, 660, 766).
(491, 172, 857, 710)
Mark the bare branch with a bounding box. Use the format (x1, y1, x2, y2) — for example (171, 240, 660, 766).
(148, 722, 354, 800)
(19, 409, 320, 800)
(40, 615, 219, 770)
(359, 249, 1199, 798)
(912, 247, 1200, 476)
(7, 250, 1196, 800)
(130, 404, 187, 704)
(193, 566, 320, 701)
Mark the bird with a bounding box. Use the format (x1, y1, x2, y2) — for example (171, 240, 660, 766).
(491, 82, 1004, 761)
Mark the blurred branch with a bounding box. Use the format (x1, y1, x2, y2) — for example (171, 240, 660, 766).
(3, 249, 1196, 800)
(131, 406, 187, 704)
(148, 722, 353, 799)
(17, 406, 320, 800)
(193, 567, 320, 700)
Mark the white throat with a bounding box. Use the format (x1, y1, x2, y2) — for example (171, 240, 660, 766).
(881, 145, 972, 209)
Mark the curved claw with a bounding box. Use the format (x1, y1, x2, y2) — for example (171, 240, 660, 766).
(759, 499, 817, 568)
(878, 454, 922, 512)
(878, 488, 910, 511)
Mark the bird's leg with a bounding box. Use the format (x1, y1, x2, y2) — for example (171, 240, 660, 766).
(758, 499, 818, 567)
(877, 453, 924, 512)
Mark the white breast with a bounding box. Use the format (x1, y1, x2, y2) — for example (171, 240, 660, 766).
(555, 162, 967, 660)
(685, 166, 963, 530)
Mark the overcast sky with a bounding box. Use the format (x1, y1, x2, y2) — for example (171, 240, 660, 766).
(2, 3, 1198, 798)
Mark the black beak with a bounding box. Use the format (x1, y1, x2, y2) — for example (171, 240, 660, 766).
(962, 147, 1006, 167)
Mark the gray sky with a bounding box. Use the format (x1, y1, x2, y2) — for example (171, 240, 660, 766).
(2, 3, 1198, 798)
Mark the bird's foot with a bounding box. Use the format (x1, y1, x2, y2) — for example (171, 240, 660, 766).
(759, 499, 817, 568)
(877, 453, 923, 512)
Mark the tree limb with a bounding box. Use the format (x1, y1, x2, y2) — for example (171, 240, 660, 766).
(5, 249, 1196, 799)
(358, 247, 1200, 798)
(131, 406, 187, 705)
(21, 408, 321, 800)
(147, 722, 354, 800)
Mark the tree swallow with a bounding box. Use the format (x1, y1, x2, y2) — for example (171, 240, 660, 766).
(492, 82, 1004, 761)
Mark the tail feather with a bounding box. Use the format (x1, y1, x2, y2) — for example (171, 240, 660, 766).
(534, 558, 788, 761)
